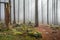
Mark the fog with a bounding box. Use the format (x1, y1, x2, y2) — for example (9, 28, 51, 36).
(0, 0, 60, 25)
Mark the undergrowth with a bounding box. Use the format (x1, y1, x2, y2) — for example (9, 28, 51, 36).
(0, 23, 42, 40)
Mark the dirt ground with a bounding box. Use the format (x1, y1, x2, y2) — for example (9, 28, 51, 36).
(37, 25, 60, 40)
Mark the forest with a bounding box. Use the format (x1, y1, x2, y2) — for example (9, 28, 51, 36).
(0, 0, 60, 40)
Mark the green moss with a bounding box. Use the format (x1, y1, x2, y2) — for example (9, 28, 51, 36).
(0, 24, 42, 40)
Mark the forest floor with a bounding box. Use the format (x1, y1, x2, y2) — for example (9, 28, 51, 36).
(37, 25, 60, 40)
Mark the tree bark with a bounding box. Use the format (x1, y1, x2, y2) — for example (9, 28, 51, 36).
(55, 0, 58, 25)
(0, 0, 1, 21)
(54, 0, 58, 25)
(23, 0, 25, 24)
(13, 0, 16, 24)
(35, 0, 38, 27)
(9, 0, 11, 24)
(54, 0, 56, 25)
(47, 0, 49, 24)
(41, 0, 43, 24)
(18, 0, 19, 23)
(5, 3, 10, 29)
(52, 0, 54, 24)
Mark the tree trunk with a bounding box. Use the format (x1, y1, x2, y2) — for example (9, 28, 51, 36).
(41, 0, 43, 24)
(0, 0, 1, 21)
(5, 3, 10, 30)
(47, 0, 49, 24)
(18, 0, 19, 23)
(9, 0, 11, 24)
(56, 0, 58, 25)
(54, 0, 56, 25)
(52, 0, 55, 24)
(35, 0, 38, 27)
(13, 0, 16, 24)
(23, 0, 25, 24)
(54, 0, 58, 25)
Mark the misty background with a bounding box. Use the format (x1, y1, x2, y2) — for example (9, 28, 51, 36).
(0, 0, 60, 25)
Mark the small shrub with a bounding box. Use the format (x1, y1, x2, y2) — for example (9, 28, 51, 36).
(28, 31, 42, 39)
(50, 24, 60, 30)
